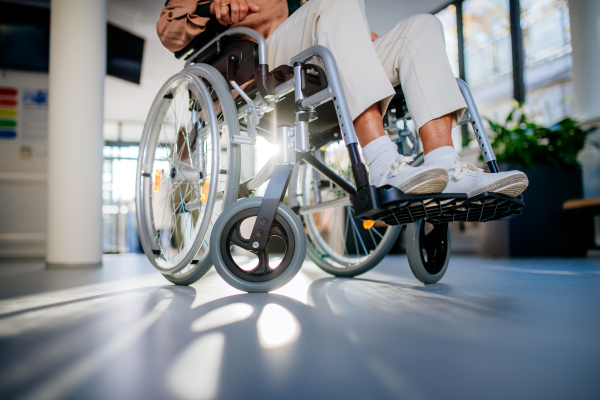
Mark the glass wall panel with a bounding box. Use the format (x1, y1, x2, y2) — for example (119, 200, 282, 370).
(463, 0, 512, 87)
(521, 0, 573, 124)
(102, 145, 143, 254)
(436, 4, 459, 77)
(521, 0, 571, 66)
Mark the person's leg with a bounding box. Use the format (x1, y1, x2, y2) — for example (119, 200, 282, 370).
(372, 14, 466, 140)
(354, 103, 454, 151)
(354, 104, 386, 148)
(266, 0, 395, 122)
(373, 14, 528, 197)
(267, 0, 449, 193)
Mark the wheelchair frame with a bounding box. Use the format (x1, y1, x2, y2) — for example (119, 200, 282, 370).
(182, 28, 521, 254)
(136, 26, 526, 290)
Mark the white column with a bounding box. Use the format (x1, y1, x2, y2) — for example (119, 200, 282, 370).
(47, 0, 106, 267)
(569, 0, 600, 121)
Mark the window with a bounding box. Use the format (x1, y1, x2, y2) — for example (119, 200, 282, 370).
(522, 0, 571, 66)
(436, 4, 459, 78)
(102, 145, 143, 253)
(463, 0, 512, 86)
(521, 0, 573, 124)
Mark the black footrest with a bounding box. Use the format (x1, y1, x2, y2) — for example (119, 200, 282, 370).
(354, 186, 525, 225)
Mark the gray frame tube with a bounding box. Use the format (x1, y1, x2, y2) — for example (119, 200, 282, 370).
(456, 78, 497, 164)
(301, 87, 333, 110)
(185, 27, 268, 67)
(291, 46, 358, 146)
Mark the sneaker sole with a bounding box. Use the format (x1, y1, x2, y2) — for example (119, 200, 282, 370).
(467, 174, 529, 198)
(400, 170, 449, 194)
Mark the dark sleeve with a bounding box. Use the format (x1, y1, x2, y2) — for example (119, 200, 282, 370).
(287, 0, 304, 15)
(196, 2, 212, 17)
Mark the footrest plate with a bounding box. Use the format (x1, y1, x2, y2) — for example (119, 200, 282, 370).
(355, 186, 525, 225)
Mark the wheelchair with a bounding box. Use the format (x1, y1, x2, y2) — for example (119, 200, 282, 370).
(136, 27, 525, 292)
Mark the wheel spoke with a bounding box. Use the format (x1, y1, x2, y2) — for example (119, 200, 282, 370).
(348, 209, 368, 256)
(228, 227, 248, 249)
(348, 207, 360, 256)
(252, 250, 269, 275)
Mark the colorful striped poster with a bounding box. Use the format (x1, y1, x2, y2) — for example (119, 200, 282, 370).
(0, 87, 18, 139)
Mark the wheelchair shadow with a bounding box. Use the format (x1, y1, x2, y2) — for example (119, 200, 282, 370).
(0, 283, 186, 399)
(162, 289, 397, 399)
(306, 276, 515, 318)
(0, 281, 399, 399)
(0, 271, 515, 400)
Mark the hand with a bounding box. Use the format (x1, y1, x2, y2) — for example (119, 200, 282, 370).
(210, 0, 260, 26)
(370, 31, 379, 41)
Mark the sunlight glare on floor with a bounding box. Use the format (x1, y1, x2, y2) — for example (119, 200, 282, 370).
(256, 304, 300, 349)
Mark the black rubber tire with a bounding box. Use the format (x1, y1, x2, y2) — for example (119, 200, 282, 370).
(405, 220, 451, 284)
(210, 198, 307, 293)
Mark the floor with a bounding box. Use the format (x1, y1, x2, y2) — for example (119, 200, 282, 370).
(0, 254, 599, 400)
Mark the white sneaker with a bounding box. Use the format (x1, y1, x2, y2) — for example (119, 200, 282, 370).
(443, 162, 529, 198)
(376, 155, 449, 194)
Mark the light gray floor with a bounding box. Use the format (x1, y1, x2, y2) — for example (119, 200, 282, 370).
(0, 254, 599, 400)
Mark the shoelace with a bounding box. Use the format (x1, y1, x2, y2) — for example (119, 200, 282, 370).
(450, 162, 483, 181)
(378, 155, 414, 186)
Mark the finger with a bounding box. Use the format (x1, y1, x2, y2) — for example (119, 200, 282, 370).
(214, 1, 225, 25)
(239, 0, 248, 21)
(248, 3, 260, 13)
(230, 0, 240, 23)
(221, 4, 231, 25)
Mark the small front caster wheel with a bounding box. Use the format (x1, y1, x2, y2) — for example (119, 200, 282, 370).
(210, 197, 307, 293)
(406, 220, 451, 284)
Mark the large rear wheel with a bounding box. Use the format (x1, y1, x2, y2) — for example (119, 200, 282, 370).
(136, 65, 241, 284)
(289, 141, 401, 277)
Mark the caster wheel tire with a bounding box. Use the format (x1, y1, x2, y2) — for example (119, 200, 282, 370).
(406, 220, 450, 284)
(210, 197, 307, 293)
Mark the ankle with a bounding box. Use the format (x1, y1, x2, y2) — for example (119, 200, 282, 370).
(362, 136, 399, 184)
(424, 146, 459, 170)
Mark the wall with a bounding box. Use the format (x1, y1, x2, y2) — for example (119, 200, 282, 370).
(0, 70, 49, 257)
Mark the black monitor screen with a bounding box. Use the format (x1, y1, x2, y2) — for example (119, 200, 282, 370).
(0, 3, 144, 84)
(0, 3, 50, 72)
(107, 23, 144, 84)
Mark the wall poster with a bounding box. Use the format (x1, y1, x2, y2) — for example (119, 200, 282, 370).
(0, 86, 49, 141)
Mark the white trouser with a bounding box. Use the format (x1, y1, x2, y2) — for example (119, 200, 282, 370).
(266, 0, 467, 132)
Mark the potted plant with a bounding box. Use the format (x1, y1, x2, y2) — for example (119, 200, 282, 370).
(483, 104, 595, 257)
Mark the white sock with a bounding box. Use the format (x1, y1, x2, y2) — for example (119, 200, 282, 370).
(362, 135, 400, 185)
(424, 146, 459, 171)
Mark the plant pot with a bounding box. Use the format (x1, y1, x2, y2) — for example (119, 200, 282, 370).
(505, 165, 594, 257)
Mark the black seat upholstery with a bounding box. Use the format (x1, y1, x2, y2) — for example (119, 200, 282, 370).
(175, 19, 228, 60)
